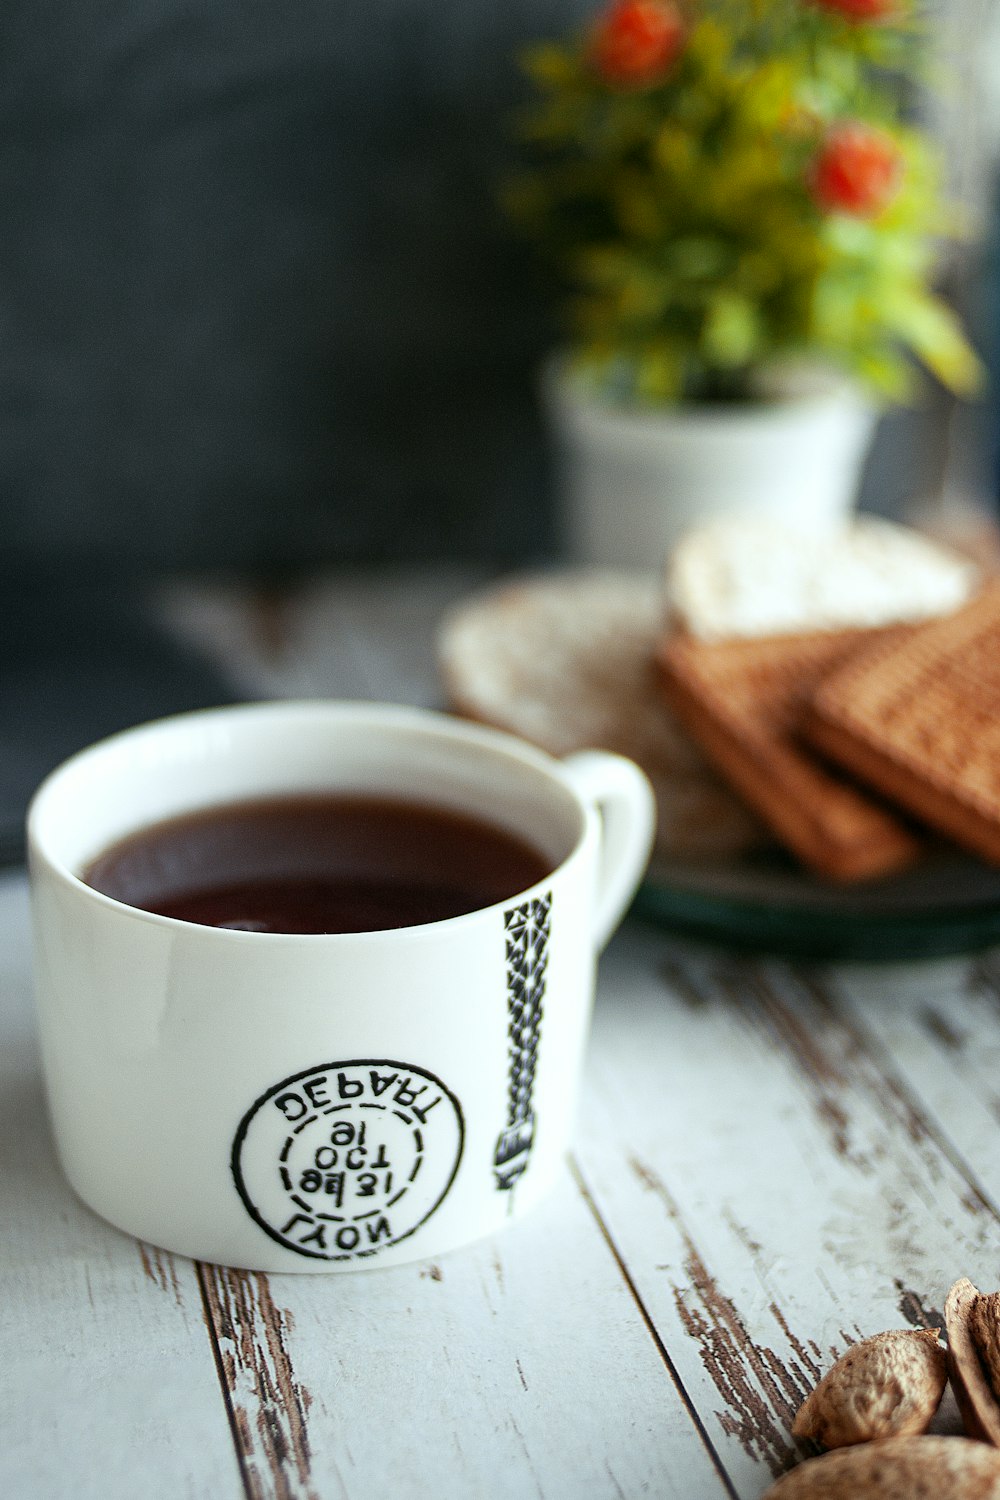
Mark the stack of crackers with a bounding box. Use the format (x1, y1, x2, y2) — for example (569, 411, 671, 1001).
(657, 515, 998, 883)
(437, 511, 1000, 885)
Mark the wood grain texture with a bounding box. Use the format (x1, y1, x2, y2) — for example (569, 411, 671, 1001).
(828, 954, 1000, 1213)
(575, 924, 1000, 1496)
(197, 1170, 734, 1500)
(199, 1265, 318, 1500)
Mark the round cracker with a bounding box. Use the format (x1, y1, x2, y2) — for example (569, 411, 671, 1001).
(437, 570, 763, 860)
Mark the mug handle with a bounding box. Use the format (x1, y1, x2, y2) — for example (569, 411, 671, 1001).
(558, 751, 657, 952)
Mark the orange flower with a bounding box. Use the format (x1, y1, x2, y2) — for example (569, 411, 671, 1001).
(808, 0, 900, 20)
(811, 123, 903, 216)
(591, 0, 685, 87)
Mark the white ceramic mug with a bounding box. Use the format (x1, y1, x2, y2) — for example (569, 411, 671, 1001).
(28, 701, 655, 1272)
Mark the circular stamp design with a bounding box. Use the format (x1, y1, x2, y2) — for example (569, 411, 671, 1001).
(232, 1060, 464, 1261)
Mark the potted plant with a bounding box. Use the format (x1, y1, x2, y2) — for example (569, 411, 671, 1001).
(508, 0, 983, 564)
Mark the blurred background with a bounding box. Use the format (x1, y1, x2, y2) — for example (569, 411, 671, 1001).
(1, 0, 998, 856)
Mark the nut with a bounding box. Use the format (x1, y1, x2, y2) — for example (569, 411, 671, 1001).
(945, 1278, 1000, 1445)
(763, 1435, 1000, 1497)
(792, 1328, 947, 1447)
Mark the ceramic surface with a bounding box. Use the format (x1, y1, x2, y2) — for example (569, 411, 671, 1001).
(27, 701, 654, 1271)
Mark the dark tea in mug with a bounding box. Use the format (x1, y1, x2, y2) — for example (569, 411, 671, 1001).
(83, 794, 552, 934)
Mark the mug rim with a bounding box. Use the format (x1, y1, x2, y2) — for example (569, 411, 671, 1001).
(27, 699, 595, 945)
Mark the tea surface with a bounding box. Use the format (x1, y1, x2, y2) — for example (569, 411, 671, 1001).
(83, 794, 551, 933)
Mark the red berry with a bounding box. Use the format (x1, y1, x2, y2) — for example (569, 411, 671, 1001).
(808, 0, 900, 20)
(811, 123, 903, 216)
(591, 0, 685, 86)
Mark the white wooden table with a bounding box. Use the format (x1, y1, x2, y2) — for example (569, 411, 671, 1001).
(4, 568, 1000, 1500)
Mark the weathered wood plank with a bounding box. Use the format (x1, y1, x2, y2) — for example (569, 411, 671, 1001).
(829, 953, 1000, 1214)
(198, 1263, 319, 1500)
(0, 874, 243, 1500)
(201, 1169, 734, 1500)
(159, 567, 483, 707)
(574, 925, 1000, 1500)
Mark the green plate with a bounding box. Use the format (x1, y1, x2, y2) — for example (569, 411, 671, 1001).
(634, 850, 1000, 961)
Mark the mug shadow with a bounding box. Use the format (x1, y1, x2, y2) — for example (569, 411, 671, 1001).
(0, 1067, 68, 1193)
(0, 1066, 104, 1254)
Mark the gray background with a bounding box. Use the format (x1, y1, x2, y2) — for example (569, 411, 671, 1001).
(0, 0, 996, 578)
(0, 0, 601, 575)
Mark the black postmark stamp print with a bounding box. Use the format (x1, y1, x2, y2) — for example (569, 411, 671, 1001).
(232, 1060, 464, 1261)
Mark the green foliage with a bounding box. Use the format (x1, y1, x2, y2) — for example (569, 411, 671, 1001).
(507, 0, 982, 404)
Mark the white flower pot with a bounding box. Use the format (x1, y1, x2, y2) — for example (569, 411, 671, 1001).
(542, 362, 879, 567)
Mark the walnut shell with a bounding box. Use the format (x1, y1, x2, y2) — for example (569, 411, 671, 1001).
(764, 1435, 1000, 1498)
(945, 1278, 1000, 1446)
(792, 1328, 947, 1448)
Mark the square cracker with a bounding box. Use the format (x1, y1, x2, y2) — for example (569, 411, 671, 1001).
(656, 628, 922, 883)
(805, 584, 1000, 866)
